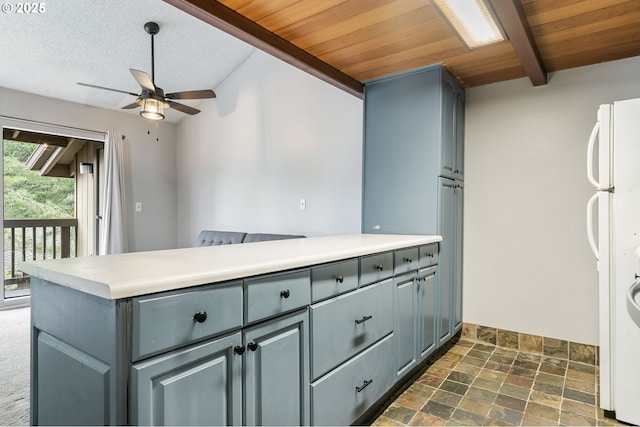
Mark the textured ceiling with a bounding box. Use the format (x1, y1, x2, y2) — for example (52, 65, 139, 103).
(0, 0, 255, 123)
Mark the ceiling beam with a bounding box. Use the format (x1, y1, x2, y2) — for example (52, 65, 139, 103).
(488, 0, 547, 86)
(2, 128, 71, 147)
(163, 0, 364, 98)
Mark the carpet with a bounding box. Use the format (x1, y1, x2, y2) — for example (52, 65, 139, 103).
(0, 307, 30, 426)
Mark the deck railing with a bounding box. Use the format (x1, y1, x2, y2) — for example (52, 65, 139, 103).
(3, 218, 77, 298)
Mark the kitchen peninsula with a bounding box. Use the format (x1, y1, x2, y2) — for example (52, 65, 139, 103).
(22, 233, 447, 426)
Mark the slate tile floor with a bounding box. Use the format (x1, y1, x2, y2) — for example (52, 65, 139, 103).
(372, 340, 625, 426)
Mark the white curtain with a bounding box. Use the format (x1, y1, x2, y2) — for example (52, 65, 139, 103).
(100, 130, 127, 255)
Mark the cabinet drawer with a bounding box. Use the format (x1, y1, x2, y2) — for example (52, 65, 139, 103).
(394, 247, 419, 275)
(310, 279, 393, 380)
(359, 252, 393, 287)
(311, 259, 358, 303)
(417, 243, 438, 269)
(131, 281, 243, 362)
(311, 334, 394, 426)
(245, 269, 310, 324)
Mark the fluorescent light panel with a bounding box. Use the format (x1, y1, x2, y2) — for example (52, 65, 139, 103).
(434, 0, 504, 48)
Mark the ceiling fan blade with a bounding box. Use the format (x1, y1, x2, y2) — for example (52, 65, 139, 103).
(165, 89, 216, 100)
(168, 100, 200, 115)
(130, 69, 155, 92)
(122, 102, 140, 110)
(77, 82, 138, 97)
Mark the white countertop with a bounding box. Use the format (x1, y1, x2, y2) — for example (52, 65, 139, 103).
(20, 234, 441, 300)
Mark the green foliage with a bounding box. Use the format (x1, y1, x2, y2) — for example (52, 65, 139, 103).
(3, 140, 75, 219)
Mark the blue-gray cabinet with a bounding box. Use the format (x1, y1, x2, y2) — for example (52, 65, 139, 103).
(394, 271, 418, 378)
(418, 265, 437, 360)
(438, 177, 464, 346)
(441, 74, 465, 180)
(244, 310, 309, 426)
(362, 64, 465, 344)
(310, 259, 395, 425)
(30, 240, 445, 426)
(30, 278, 127, 426)
(130, 332, 243, 425)
(393, 246, 438, 379)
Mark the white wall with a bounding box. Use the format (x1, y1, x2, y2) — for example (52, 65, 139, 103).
(176, 50, 363, 247)
(0, 87, 178, 252)
(464, 56, 640, 345)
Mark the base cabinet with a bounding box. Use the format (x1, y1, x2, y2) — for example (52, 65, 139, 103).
(418, 266, 437, 360)
(439, 177, 463, 345)
(31, 242, 450, 427)
(394, 272, 418, 377)
(394, 264, 437, 378)
(36, 331, 113, 425)
(244, 310, 309, 426)
(130, 332, 243, 426)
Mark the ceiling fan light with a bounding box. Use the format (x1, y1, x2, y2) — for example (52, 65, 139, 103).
(433, 0, 504, 49)
(140, 98, 164, 120)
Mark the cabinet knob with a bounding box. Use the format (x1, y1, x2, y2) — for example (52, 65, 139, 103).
(336, 275, 344, 283)
(193, 311, 208, 323)
(356, 379, 373, 393)
(234, 345, 245, 355)
(355, 315, 373, 325)
(247, 341, 258, 352)
(374, 264, 384, 271)
(403, 257, 413, 263)
(280, 289, 290, 299)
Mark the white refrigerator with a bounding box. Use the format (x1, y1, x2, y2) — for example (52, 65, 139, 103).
(587, 97, 640, 425)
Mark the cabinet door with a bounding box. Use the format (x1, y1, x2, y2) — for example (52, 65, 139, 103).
(362, 68, 441, 235)
(438, 178, 455, 345)
(454, 182, 464, 330)
(418, 266, 437, 360)
(244, 310, 309, 426)
(441, 80, 456, 178)
(394, 272, 417, 378)
(454, 90, 465, 179)
(130, 332, 242, 426)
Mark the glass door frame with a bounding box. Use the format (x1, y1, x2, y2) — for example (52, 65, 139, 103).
(0, 116, 105, 310)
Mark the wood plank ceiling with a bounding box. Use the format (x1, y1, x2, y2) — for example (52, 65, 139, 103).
(166, 0, 640, 96)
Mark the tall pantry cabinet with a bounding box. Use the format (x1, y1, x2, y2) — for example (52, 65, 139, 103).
(362, 64, 464, 350)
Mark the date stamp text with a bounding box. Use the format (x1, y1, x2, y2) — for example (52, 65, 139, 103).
(2, 3, 46, 14)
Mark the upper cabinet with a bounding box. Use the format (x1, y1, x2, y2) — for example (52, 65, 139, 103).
(441, 74, 465, 180)
(362, 65, 465, 235)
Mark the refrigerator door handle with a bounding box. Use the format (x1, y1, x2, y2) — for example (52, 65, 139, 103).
(587, 192, 600, 260)
(587, 120, 601, 188)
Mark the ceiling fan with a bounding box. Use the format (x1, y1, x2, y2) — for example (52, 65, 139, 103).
(77, 21, 216, 121)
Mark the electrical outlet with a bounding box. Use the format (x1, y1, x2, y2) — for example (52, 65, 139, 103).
(299, 198, 306, 210)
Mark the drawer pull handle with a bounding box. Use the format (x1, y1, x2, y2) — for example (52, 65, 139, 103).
(356, 379, 373, 393)
(403, 257, 413, 263)
(374, 264, 384, 271)
(280, 289, 291, 299)
(336, 275, 344, 283)
(355, 315, 373, 325)
(247, 341, 258, 352)
(193, 311, 208, 323)
(234, 345, 245, 355)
